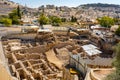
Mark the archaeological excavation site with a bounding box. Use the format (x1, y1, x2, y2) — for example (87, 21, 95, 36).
(0, 27, 82, 80)
(1, 0, 120, 79)
(0, 26, 116, 80)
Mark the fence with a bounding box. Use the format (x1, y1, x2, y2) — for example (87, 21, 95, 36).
(69, 53, 87, 77)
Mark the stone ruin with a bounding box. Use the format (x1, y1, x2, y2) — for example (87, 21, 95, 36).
(1, 29, 94, 80)
(3, 40, 63, 80)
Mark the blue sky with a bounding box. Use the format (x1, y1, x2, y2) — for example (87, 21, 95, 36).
(10, 0, 120, 8)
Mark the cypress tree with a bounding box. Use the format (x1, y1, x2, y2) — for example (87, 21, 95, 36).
(17, 5, 21, 19)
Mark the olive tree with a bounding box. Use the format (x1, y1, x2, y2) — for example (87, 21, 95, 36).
(97, 16, 114, 28)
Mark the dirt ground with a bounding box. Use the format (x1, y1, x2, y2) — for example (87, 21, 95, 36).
(0, 62, 12, 80)
(45, 49, 63, 69)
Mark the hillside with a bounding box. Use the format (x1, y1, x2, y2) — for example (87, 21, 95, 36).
(0, 0, 19, 15)
(1, 1, 120, 22)
(75, 3, 120, 21)
(80, 3, 120, 8)
(0, 0, 37, 15)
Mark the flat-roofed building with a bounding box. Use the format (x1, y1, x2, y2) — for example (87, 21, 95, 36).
(81, 44, 102, 56)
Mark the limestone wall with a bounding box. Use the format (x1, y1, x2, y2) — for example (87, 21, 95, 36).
(7, 33, 36, 40)
(25, 45, 47, 53)
(54, 41, 75, 49)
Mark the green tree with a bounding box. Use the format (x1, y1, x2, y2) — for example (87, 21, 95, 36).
(38, 13, 49, 26)
(49, 16, 61, 26)
(98, 16, 114, 28)
(114, 18, 120, 25)
(113, 43, 120, 69)
(0, 18, 12, 26)
(105, 43, 120, 80)
(105, 72, 120, 80)
(17, 5, 21, 19)
(71, 16, 77, 22)
(115, 26, 120, 36)
(9, 10, 20, 24)
(61, 18, 66, 22)
(0, 15, 8, 19)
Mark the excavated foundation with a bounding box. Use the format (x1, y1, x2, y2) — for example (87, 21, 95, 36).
(3, 40, 63, 80)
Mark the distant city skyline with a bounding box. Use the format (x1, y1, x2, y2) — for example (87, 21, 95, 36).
(10, 0, 120, 8)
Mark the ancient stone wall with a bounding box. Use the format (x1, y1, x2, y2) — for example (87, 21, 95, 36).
(2, 40, 64, 80)
(25, 45, 47, 53)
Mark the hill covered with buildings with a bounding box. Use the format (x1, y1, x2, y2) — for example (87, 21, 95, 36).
(38, 3, 120, 22)
(0, 0, 120, 22)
